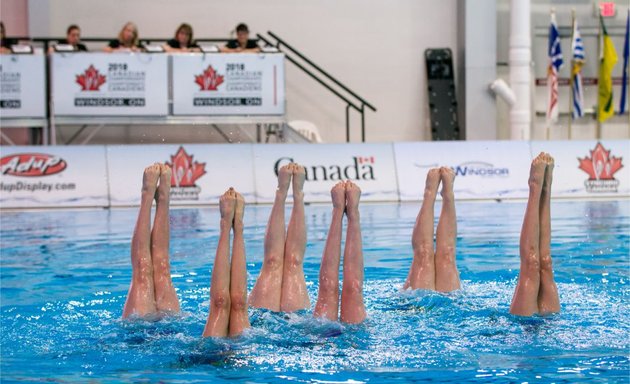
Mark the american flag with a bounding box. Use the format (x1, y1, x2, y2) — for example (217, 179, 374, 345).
(571, 18, 585, 119)
(547, 12, 564, 123)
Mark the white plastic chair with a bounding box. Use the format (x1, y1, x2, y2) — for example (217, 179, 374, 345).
(289, 120, 323, 143)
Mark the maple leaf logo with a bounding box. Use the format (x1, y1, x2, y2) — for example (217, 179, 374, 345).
(195, 65, 224, 91)
(76, 65, 106, 91)
(578, 142, 623, 181)
(166, 146, 207, 187)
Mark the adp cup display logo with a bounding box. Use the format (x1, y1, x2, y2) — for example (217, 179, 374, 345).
(1, 153, 67, 177)
(166, 146, 207, 200)
(578, 142, 623, 193)
(274, 156, 376, 181)
(76, 65, 106, 91)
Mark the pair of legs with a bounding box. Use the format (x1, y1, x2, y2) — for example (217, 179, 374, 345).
(248, 163, 310, 313)
(122, 163, 180, 318)
(313, 181, 366, 324)
(404, 167, 460, 292)
(202, 188, 250, 337)
(510, 153, 560, 316)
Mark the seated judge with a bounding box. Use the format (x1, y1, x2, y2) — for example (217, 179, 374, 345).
(104, 22, 144, 52)
(50, 25, 88, 52)
(220, 23, 260, 53)
(164, 23, 200, 53)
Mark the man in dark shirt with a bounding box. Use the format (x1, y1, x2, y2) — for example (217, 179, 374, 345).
(55, 25, 88, 52)
(221, 23, 260, 53)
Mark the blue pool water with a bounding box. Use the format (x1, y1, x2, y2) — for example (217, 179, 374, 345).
(1, 200, 629, 383)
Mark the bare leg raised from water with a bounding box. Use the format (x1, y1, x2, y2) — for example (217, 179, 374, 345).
(404, 169, 440, 290)
(434, 167, 460, 292)
(229, 192, 251, 336)
(280, 163, 310, 312)
(152, 164, 180, 313)
(340, 181, 367, 324)
(123, 164, 160, 318)
(203, 189, 236, 337)
(510, 154, 547, 316)
(537, 154, 560, 314)
(313, 181, 345, 321)
(248, 165, 291, 311)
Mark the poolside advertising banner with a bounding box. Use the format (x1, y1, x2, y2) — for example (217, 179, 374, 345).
(172, 53, 285, 115)
(107, 144, 256, 206)
(0, 54, 46, 118)
(0, 146, 109, 208)
(394, 141, 532, 201)
(530, 140, 630, 198)
(252, 144, 398, 203)
(51, 53, 168, 116)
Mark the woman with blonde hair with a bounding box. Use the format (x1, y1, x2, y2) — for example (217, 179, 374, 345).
(104, 22, 144, 52)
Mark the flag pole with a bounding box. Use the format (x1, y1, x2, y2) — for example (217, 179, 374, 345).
(568, 9, 575, 140)
(596, 11, 602, 139)
(547, 7, 555, 141)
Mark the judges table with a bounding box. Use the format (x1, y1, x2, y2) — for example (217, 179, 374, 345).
(48, 52, 286, 144)
(0, 53, 48, 144)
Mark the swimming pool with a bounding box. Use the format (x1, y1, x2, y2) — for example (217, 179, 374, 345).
(1, 200, 628, 383)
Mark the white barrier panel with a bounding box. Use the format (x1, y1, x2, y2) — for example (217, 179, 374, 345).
(0, 146, 108, 208)
(530, 140, 630, 198)
(172, 53, 285, 115)
(252, 144, 398, 203)
(107, 144, 256, 206)
(0, 54, 46, 118)
(52, 53, 168, 116)
(394, 141, 532, 201)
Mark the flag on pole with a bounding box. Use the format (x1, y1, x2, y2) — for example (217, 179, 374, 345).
(598, 15, 618, 123)
(547, 12, 563, 124)
(619, 10, 629, 115)
(571, 18, 585, 119)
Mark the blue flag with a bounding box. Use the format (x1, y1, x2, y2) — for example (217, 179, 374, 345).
(620, 10, 629, 115)
(572, 18, 585, 119)
(547, 12, 563, 123)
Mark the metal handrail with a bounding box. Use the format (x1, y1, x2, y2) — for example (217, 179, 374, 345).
(266, 31, 376, 112)
(258, 32, 377, 142)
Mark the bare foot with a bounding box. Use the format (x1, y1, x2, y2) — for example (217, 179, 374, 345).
(424, 168, 441, 200)
(220, 188, 237, 227)
(277, 164, 292, 195)
(529, 153, 547, 191)
(345, 181, 361, 215)
(331, 181, 346, 211)
(440, 167, 455, 200)
(292, 163, 306, 199)
(234, 191, 245, 228)
(156, 163, 172, 202)
(142, 163, 161, 196)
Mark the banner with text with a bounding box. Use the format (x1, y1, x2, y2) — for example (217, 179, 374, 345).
(252, 144, 398, 203)
(0, 54, 46, 118)
(530, 140, 630, 198)
(107, 144, 256, 206)
(0, 146, 108, 208)
(394, 141, 532, 201)
(52, 53, 168, 116)
(172, 53, 285, 115)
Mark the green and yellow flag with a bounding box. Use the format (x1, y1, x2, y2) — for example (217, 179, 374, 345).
(598, 15, 618, 122)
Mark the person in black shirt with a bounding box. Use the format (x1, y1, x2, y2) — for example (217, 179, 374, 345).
(52, 24, 88, 52)
(221, 23, 260, 53)
(104, 22, 144, 52)
(164, 23, 200, 52)
(0, 21, 18, 54)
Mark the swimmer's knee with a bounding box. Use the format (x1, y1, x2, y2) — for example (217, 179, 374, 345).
(263, 253, 283, 271)
(413, 244, 433, 260)
(522, 251, 540, 272)
(230, 293, 248, 312)
(342, 278, 363, 296)
(284, 251, 303, 269)
(540, 253, 553, 271)
(211, 291, 231, 310)
(318, 277, 339, 295)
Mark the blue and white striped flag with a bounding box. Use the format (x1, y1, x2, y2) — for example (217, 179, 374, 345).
(547, 12, 563, 123)
(571, 18, 585, 119)
(619, 10, 629, 115)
